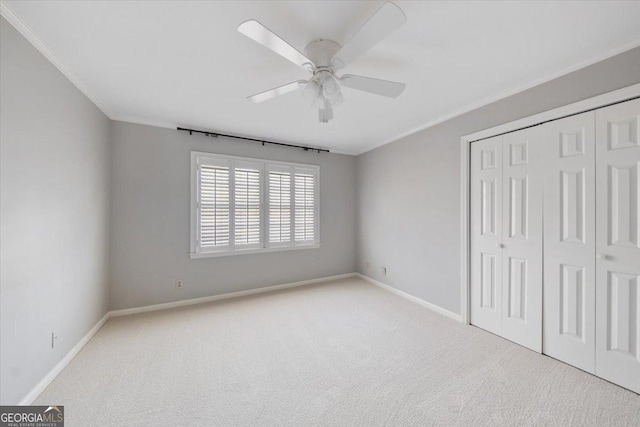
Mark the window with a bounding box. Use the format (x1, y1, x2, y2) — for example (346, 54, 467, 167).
(191, 152, 319, 258)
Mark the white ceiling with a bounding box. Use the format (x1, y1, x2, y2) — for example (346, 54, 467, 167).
(3, 1, 640, 154)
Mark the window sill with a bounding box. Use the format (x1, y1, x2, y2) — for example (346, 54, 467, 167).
(189, 244, 320, 259)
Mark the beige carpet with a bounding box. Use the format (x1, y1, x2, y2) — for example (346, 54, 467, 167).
(35, 277, 640, 426)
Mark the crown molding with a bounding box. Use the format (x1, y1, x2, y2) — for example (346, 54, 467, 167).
(359, 37, 640, 155)
(0, 1, 114, 118)
(3, 0, 637, 157)
(110, 115, 177, 130)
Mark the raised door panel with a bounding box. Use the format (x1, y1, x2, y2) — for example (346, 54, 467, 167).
(561, 169, 586, 244)
(559, 264, 586, 340)
(543, 111, 596, 373)
(507, 257, 527, 319)
(609, 163, 639, 249)
(480, 252, 498, 310)
(595, 98, 640, 393)
(481, 179, 498, 238)
(501, 126, 543, 352)
(606, 273, 638, 357)
(471, 136, 503, 336)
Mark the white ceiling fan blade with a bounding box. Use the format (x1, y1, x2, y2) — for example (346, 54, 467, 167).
(238, 20, 314, 70)
(340, 74, 405, 98)
(332, 2, 406, 69)
(247, 80, 306, 103)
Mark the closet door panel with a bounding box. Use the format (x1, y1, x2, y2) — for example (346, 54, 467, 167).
(543, 111, 596, 373)
(501, 126, 543, 352)
(595, 98, 640, 393)
(471, 136, 503, 336)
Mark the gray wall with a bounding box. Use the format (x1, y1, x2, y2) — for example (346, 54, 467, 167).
(0, 18, 111, 404)
(2, 4, 639, 405)
(109, 122, 357, 310)
(357, 47, 640, 315)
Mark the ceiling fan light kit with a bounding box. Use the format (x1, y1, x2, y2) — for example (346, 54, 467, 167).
(238, 2, 407, 123)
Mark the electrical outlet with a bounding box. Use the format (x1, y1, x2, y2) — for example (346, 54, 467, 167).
(366, 261, 370, 269)
(51, 332, 58, 349)
(175, 280, 184, 290)
(382, 267, 387, 276)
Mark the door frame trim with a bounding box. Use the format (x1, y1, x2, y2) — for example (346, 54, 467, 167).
(459, 83, 640, 325)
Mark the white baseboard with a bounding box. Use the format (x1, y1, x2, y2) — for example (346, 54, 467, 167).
(109, 273, 357, 317)
(356, 273, 462, 322)
(19, 312, 110, 405)
(17, 273, 459, 405)
(24, 272, 461, 404)
(17, 273, 357, 404)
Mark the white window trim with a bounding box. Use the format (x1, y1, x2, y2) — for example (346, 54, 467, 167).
(190, 151, 320, 259)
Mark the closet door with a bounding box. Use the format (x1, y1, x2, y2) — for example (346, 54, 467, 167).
(543, 111, 596, 373)
(594, 98, 640, 393)
(501, 127, 543, 352)
(471, 135, 503, 336)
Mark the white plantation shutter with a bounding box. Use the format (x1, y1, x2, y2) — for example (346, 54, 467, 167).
(198, 163, 230, 249)
(267, 167, 292, 246)
(191, 152, 318, 256)
(294, 169, 317, 243)
(266, 165, 319, 247)
(234, 165, 261, 248)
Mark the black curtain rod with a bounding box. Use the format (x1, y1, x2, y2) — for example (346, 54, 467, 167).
(177, 127, 330, 153)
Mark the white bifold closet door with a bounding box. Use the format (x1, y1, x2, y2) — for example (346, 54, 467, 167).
(471, 127, 543, 352)
(471, 96, 638, 392)
(594, 98, 640, 393)
(470, 135, 503, 336)
(543, 111, 597, 373)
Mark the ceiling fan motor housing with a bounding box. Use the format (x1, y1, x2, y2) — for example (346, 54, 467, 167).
(304, 39, 341, 69)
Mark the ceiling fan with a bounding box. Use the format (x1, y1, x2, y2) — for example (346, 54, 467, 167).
(238, 2, 407, 123)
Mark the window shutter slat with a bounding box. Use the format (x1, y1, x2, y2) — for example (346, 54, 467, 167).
(294, 173, 315, 242)
(234, 167, 261, 246)
(268, 171, 291, 243)
(199, 165, 230, 248)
